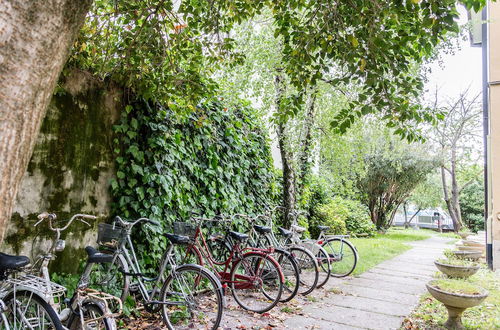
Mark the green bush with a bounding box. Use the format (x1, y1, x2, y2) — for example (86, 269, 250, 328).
(342, 199, 375, 236)
(309, 197, 374, 238)
(310, 198, 348, 238)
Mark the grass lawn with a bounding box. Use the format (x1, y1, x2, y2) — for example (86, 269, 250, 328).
(403, 268, 500, 329)
(350, 228, 434, 275)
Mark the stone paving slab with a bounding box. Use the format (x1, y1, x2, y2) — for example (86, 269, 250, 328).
(309, 294, 414, 316)
(365, 268, 432, 280)
(339, 283, 418, 306)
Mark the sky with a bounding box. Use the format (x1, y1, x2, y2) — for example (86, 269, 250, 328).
(424, 6, 482, 101)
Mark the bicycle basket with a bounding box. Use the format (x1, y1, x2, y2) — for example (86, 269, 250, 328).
(173, 222, 196, 239)
(97, 223, 126, 249)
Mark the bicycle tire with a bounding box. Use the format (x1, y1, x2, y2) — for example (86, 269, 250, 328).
(274, 248, 300, 302)
(315, 245, 331, 288)
(160, 264, 224, 330)
(287, 246, 318, 295)
(3, 289, 64, 330)
(321, 238, 358, 277)
(253, 235, 300, 303)
(88, 253, 130, 301)
(66, 300, 116, 330)
(230, 252, 283, 313)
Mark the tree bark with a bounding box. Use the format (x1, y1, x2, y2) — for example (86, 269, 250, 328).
(0, 0, 92, 240)
(275, 70, 296, 227)
(297, 88, 318, 193)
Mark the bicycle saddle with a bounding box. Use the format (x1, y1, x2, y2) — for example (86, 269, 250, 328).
(0, 253, 30, 270)
(277, 227, 292, 238)
(165, 233, 191, 245)
(229, 231, 248, 241)
(85, 246, 114, 263)
(318, 225, 330, 232)
(291, 224, 306, 233)
(253, 225, 272, 234)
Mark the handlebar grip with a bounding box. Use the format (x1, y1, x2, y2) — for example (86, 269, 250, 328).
(146, 219, 160, 226)
(81, 214, 97, 220)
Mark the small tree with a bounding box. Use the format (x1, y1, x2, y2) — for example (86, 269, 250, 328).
(356, 130, 439, 230)
(430, 90, 482, 232)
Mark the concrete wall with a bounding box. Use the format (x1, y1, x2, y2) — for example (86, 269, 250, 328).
(1, 69, 121, 273)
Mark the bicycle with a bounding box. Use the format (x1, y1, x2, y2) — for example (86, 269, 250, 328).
(275, 208, 332, 289)
(204, 213, 300, 303)
(88, 216, 225, 330)
(178, 216, 284, 313)
(33, 212, 121, 329)
(0, 252, 64, 329)
(315, 225, 358, 277)
(253, 209, 320, 295)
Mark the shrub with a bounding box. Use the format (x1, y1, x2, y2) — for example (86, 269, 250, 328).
(310, 198, 348, 238)
(310, 196, 374, 238)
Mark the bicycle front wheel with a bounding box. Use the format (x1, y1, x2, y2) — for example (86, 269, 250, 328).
(315, 245, 331, 288)
(3, 290, 63, 330)
(230, 253, 283, 313)
(322, 238, 358, 277)
(160, 264, 224, 330)
(66, 301, 116, 330)
(288, 247, 318, 295)
(274, 248, 300, 302)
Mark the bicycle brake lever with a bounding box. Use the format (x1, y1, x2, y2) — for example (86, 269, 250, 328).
(79, 219, 91, 227)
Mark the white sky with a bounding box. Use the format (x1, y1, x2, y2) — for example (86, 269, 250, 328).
(424, 6, 482, 100)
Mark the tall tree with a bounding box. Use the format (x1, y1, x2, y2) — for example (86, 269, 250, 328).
(0, 0, 92, 240)
(431, 90, 482, 232)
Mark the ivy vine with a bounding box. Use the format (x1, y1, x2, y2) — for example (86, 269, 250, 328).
(111, 99, 276, 268)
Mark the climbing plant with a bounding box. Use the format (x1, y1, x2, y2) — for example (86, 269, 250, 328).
(110, 99, 275, 268)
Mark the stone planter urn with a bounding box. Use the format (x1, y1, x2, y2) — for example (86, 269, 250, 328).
(458, 232, 472, 239)
(462, 240, 484, 247)
(434, 261, 480, 279)
(452, 250, 482, 261)
(426, 281, 488, 329)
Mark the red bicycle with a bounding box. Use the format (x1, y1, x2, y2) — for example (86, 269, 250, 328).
(176, 216, 284, 313)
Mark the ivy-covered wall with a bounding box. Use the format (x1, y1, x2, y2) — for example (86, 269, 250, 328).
(112, 100, 277, 268)
(2, 70, 121, 273)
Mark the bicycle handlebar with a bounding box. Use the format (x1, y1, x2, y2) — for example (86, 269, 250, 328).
(35, 212, 96, 231)
(113, 216, 160, 228)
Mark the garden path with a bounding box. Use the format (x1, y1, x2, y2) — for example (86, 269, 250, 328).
(219, 236, 452, 330)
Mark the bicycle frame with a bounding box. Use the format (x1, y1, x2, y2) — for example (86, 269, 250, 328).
(186, 221, 284, 286)
(110, 231, 176, 304)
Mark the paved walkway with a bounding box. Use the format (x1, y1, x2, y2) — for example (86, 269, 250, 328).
(219, 236, 452, 330)
(282, 236, 452, 330)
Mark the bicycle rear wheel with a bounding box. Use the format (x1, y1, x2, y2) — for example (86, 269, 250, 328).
(160, 264, 224, 330)
(3, 290, 63, 329)
(230, 253, 283, 313)
(66, 301, 115, 330)
(88, 254, 130, 302)
(288, 247, 318, 295)
(321, 238, 358, 277)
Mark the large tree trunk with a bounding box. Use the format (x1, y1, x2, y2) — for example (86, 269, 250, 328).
(0, 0, 92, 241)
(275, 70, 296, 227)
(297, 88, 318, 193)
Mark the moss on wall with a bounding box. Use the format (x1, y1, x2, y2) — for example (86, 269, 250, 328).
(3, 70, 122, 274)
